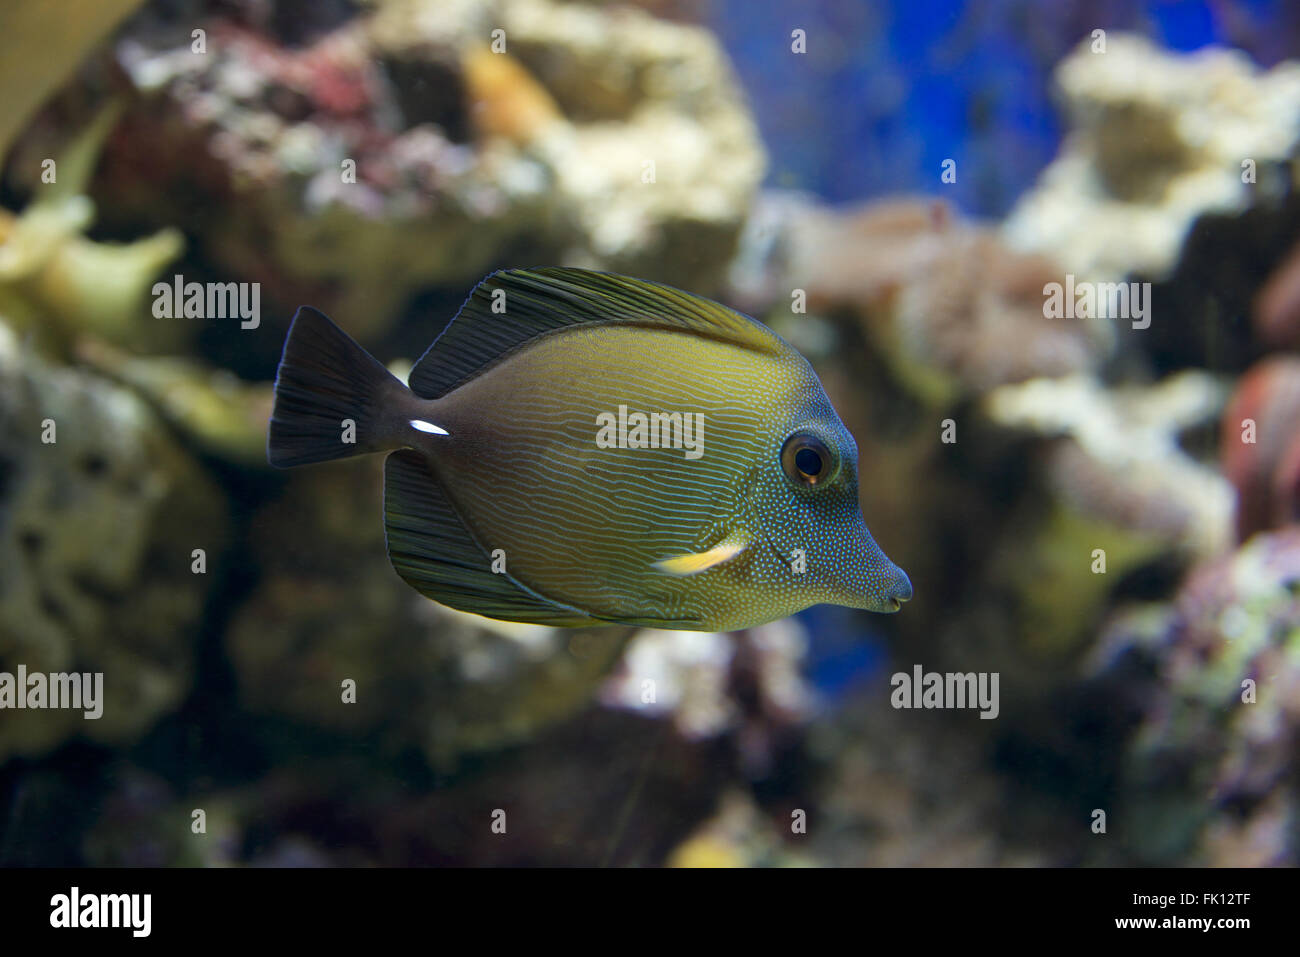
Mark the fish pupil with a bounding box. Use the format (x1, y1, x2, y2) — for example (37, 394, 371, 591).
(780, 432, 835, 487)
(796, 448, 822, 478)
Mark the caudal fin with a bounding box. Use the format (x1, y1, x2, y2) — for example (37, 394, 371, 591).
(267, 306, 406, 468)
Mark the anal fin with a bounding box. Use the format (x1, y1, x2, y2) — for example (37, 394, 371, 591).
(383, 450, 600, 626)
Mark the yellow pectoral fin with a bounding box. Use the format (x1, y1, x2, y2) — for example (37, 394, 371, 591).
(654, 531, 750, 576)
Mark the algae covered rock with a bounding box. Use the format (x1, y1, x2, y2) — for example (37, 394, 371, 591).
(0, 322, 227, 762)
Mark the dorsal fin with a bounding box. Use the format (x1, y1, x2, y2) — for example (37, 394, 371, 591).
(408, 267, 787, 399)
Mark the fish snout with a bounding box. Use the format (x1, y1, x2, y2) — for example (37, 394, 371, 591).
(883, 564, 913, 612)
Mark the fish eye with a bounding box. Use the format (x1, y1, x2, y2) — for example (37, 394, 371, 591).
(780, 432, 835, 487)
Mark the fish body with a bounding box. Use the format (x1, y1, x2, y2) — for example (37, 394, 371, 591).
(267, 268, 911, 631)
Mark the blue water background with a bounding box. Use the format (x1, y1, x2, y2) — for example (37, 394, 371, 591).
(712, 0, 1290, 218)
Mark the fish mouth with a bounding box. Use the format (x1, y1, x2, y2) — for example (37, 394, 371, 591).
(765, 538, 913, 613)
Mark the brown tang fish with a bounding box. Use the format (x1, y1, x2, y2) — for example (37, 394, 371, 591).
(267, 267, 912, 631)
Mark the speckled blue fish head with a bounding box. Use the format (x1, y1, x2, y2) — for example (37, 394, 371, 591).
(743, 362, 913, 616)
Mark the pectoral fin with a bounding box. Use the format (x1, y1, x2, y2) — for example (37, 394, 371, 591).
(654, 530, 751, 576)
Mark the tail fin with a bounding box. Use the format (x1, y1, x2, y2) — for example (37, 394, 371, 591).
(268, 306, 406, 468)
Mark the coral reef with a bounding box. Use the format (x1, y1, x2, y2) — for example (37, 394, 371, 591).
(978, 372, 1233, 655)
(732, 194, 1106, 405)
(78, 0, 764, 341)
(1004, 34, 1300, 283)
(1093, 529, 1300, 865)
(1003, 33, 1300, 374)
